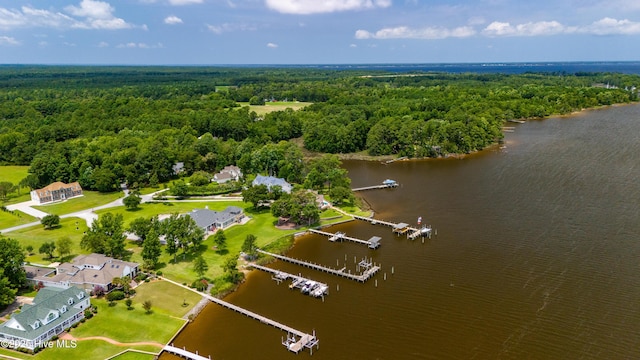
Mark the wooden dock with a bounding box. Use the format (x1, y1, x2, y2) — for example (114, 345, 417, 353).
(160, 277, 318, 354)
(352, 183, 399, 192)
(351, 215, 432, 240)
(248, 263, 329, 298)
(308, 229, 381, 249)
(163, 345, 211, 360)
(256, 249, 380, 283)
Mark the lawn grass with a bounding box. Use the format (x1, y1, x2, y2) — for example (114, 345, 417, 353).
(132, 280, 203, 318)
(237, 101, 312, 115)
(72, 297, 185, 344)
(0, 165, 31, 205)
(0, 341, 160, 360)
(0, 165, 29, 184)
(9, 216, 90, 265)
(0, 208, 37, 228)
(33, 191, 123, 215)
(109, 350, 158, 360)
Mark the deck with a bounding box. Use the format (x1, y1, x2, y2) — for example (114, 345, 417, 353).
(309, 229, 381, 249)
(256, 249, 380, 283)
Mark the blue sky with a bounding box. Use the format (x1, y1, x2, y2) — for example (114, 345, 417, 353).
(1, 0, 640, 65)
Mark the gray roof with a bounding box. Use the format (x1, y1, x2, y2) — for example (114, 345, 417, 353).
(0, 287, 88, 340)
(187, 206, 244, 229)
(252, 175, 292, 193)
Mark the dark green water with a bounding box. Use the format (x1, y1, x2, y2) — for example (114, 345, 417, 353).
(167, 104, 640, 359)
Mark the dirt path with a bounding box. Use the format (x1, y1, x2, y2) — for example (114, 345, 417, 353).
(59, 332, 164, 348)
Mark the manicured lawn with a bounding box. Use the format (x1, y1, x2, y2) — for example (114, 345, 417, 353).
(132, 280, 203, 318)
(0, 165, 31, 205)
(72, 297, 185, 344)
(9, 216, 89, 265)
(0, 165, 29, 184)
(33, 191, 123, 215)
(0, 208, 36, 228)
(109, 351, 158, 360)
(0, 341, 160, 360)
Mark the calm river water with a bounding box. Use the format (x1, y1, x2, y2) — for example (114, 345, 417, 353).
(166, 103, 640, 359)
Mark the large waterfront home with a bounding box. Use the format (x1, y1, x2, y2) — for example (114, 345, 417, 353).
(252, 175, 292, 194)
(186, 206, 246, 233)
(213, 165, 243, 183)
(0, 287, 90, 351)
(25, 253, 139, 293)
(30, 182, 83, 205)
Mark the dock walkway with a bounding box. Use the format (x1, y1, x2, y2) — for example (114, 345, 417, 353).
(163, 345, 211, 360)
(248, 263, 329, 298)
(159, 277, 318, 354)
(351, 214, 432, 240)
(257, 249, 380, 283)
(308, 229, 381, 249)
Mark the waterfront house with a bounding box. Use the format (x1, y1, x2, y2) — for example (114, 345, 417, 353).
(25, 254, 139, 293)
(252, 175, 292, 194)
(186, 206, 245, 233)
(30, 182, 83, 205)
(213, 165, 243, 184)
(0, 287, 90, 351)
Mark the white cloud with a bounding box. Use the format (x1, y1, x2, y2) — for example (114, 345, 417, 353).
(169, 0, 203, 5)
(267, 42, 278, 48)
(97, 41, 109, 47)
(355, 25, 475, 39)
(0, 1, 133, 30)
(265, 0, 391, 15)
(207, 23, 257, 34)
(116, 42, 164, 48)
(483, 21, 568, 37)
(0, 35, 19, 45)
(482, 18, 640, 37)
(584, 17, 640, 35)
(164, 15, 183, 24)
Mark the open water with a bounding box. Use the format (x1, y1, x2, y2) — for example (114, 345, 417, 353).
(166, 103, 640, 359)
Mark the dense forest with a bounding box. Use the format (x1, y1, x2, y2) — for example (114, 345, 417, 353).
(0, 66, 638, 191)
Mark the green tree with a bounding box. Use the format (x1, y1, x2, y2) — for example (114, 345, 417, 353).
(222, 256, 243, 284)
(249, 95, 265, 105)
(81, 212, 127, 259)
(123, 193, 142, 210)
(128, 216, 157, 243)
(39, 241, 56, 259)
(193, 256, 209, 279)
(56, 236, 73, 259)
(241, 234, 257, 258)
(143, 300, 152, 314)
(213, 229, 226, 251)
(41, 214, 60, 230)
(329, 185, 353, 205)
(125, 298, 133, 310)
(25, 245, 34, 255)
(0, 237, 25, 291)
(0, 270, 17, 309)
(171, 179, 189, 197)
(142, 227, 162, 269)
(0, 181, 15, 201)
(241, 184, 270, 209)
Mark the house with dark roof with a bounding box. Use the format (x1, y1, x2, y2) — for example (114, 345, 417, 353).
(30, 182, 83, 205)
(213, 165, 243, 184)
(0, 287, 90, 351)
(186, 206, 245, 233)
(252, 175, 292, 194)
(25, 254, 139, 293)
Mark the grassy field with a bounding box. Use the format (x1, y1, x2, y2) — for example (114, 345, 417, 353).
(109, 351, 158, 360)
(237, 101, 312, 115)
(10, 216, 90, 265)
(0, 165, 31, 205)
(0, 340, 160, 360)
(33, 191, 123, 215)
(0, 208, 37, 228)
(132, 280, 203, 318)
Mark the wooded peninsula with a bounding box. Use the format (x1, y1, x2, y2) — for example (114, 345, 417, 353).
(1, 66, 638, 192)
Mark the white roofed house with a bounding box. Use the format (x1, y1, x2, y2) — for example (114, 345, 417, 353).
(0, 287, 90, 351)
(186, 206, 246, 233)
(25, 254, 139, 293)
(213, 165, 243, 184)
(252, 175, 292, 194)
(30, 182, 83, 205)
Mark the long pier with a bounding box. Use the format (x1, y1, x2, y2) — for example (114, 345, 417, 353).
(163, 345, 211, 360)
(351, 215, 432, 240)
(248, 263, 329, 298)
(352, 183, 398, 192)
(160, 277, 318, 354)
(308, 229, 381, 249)
(256, 249, 380, 283)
